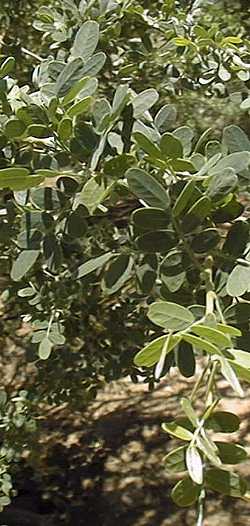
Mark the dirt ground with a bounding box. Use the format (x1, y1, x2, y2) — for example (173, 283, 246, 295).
(1, 363, 250, 526)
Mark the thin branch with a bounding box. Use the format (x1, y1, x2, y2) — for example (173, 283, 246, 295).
(21, 46, 43, 62)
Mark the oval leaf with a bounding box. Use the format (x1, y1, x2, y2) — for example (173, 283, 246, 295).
(11, 250, 40, 282)
(77, 252, 114, 279)
(71, 21, 99, 61)
(171, 477, 200, 507)
(186, 446, 203, 485)
(148, 301, 195, 331)
(127, 168, 169, 209)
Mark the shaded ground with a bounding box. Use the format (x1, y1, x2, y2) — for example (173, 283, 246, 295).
(1, 366, 250, 526)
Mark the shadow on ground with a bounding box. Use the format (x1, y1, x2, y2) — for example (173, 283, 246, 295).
(1, 374, 250, 525)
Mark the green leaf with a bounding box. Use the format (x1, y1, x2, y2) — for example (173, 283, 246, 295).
(38, 336, 53, 360)
(132, 208, 170, 231)
(5, 119, 26, 138)
(196, 433, 222, 467)
(171, 477, 200, 507)
(112, 84, 129, 116)
(34, 169, 60, 178)
(182, 334, 219, 355)
(134, 334, 180, 367)
(161, 271, 186, 293)
(191, 324, 231, 348)
(186, 196, 212, 221)
(176, 341, 196, 378)
(55, 58, 84, 97)
(228, 362, 250, 384)
(163, 446, 186, 473)
(171, 158, 196, 173)
(136, 255, 157, 294)
(0, 167, 29, 180)
(76, 177, 108, 214)
(0, 495, 11, 507)
(11, 250, 40, 282)
(172, 180, 196, 217)
(194, 127, 212, 154)
(223, 220, 249, 257)
(160, 250, 183, 276)
(212, 196, 244, 223)
(67, 207, 88, 238)
(224, 348, 250, 370)
(49, 332, 65, 346)
(18, 287, 36, 298)
(191, 228, 220, 253)
(160, 133, 183, 159)
(58, 118, 73, 143)
(148, 301, 194, 331)
(207, 168, 238, 202)
(181, 398, 199, 427)
(126, 168, 169, 209)
(93, 97, 111, 126)
(186, 446, 203, 485)
(132, 89, 159, 118)
(0, 56, 15, 79)
(73, 121, 99, 156)
(154, 104, 177, 133)
(225, 302, 250, 324)
(206, 140, 222, 159)
(27, 124, 50, 138)
(67, 96, 92, 118)
(218, 355, 244, 397)
(173, 126, 194, 156)
(174, 37, 194, 46)
(80, 52, 106, 78)
(217, 323, 241, 337)
(241, 97, 250, 110)
(216, 442, 247, 465)
(160, 249, 183, 283)
(103, 154, 134, 178)
(103, 255, 133, 294)
(218, 64, 231, 82)
(43, 234, 62, 272)
(227, 265, 250, 297)
(222, 125, 250, 153)
(91, 133, 107, 170)
(205, 411, 240, 433)
(210, 152, 250, 175)
(155, 334, 175, 379)
(205, 468, 247, 497)
(62, 76, 90, 106)
(136, 230, 176, 253)
(77, 252, 114, 279)
(196, 152, 222, 177)
(162, 422, 193, 441)
(71, 21, 99, 60)
(133, 132, 162, 158)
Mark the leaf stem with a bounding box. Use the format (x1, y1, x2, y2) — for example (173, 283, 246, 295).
(46, 311, 55, 338)
(205, 361, 218, 406)
(196, 489, 205, 526)
(21, 47, 43, 62)
(190, 361, 210, 402)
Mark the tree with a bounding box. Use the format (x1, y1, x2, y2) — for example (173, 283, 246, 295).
(0, 0, 250, 522)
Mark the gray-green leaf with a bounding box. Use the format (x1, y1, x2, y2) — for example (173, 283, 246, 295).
(77, 252, 114, 279)
(126, 168, 169, 209)
(148, 301, 194, 331)
(11, 250, 40, 282)
(71, 21, 99, 61)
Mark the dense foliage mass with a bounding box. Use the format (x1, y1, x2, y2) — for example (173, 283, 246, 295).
(0, 0, 250, 522)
